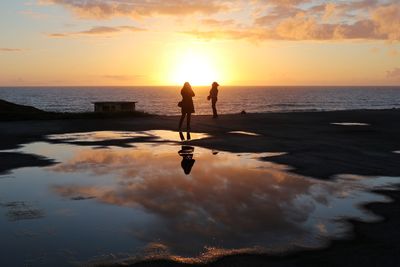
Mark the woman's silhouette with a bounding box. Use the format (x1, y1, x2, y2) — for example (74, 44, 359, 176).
(208, 81, 219, 118)
(178, 82, 195, 131)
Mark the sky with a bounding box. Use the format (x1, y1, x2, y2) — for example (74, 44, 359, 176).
(0, 0, 399, 86)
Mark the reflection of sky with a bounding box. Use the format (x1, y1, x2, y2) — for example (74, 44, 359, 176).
(0, 131, 398, 266)
(46, 130, 210, 143)
(331, 122, 369, 126)
(228, 131, 261, 136)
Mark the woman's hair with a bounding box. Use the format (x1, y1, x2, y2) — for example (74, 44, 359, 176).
(182, 82, 192, 90)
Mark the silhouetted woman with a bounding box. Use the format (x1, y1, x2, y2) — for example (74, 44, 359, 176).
(208, 81, 219, 118)
(178, 82, 195, 131)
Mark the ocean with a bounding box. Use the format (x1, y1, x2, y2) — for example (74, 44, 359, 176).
(0, 86, 399, 115)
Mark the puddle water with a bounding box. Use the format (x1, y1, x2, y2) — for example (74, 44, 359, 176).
(47, 130, 210, 143)
(228, 131, 261, 136)
(0, 131, 399, 266)
(331, 122, 369, 126)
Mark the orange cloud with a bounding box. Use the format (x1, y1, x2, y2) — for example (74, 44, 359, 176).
(188, 2, 400, 41)
(47, 25, 145, 38)
(40, 0, 230, 18)
(372, 4, 400, 41)
(0, 48, 23, 52)
(40, 0, 400, 42)
(200, 18, 235, 27)
(387, 68, 400, 79)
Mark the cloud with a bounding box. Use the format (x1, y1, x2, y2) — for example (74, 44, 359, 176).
(263, 0, 312, 7)
(47, 25, 145, 38)
(387, 68, 400, 79)
(39, 0, 230, 19)
(19, 9, 49, 19)
(372, 4, 400, 41)
(102, 74, 144, 81)
(0, 48, 23, 52)
(182, 29, 272, 41)
(184, 17, 383, 41)
(188, 2, 400, 41)
(200, 18, 235, 27)
(40, 0, 400, 42)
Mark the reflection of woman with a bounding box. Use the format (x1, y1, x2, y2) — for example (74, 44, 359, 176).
(178, 82, 195, 131)
(178, 146, 195, 175)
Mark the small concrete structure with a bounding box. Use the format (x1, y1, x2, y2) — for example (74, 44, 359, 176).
(93, 101, 137, 113)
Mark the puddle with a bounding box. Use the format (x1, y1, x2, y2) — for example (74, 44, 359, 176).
(0, 201, 45, 221)
(0, 131, 398, 266)
(46, 131, 149, 142)
(47, 130, 210, 143)
(331, 122, 369, 126)
(228, 131, 261, 136)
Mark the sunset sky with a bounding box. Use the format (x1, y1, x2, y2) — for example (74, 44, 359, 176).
(0, 0, 399, 86)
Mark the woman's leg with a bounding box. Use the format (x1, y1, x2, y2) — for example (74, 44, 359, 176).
(179, 113, 186, 130)
(212, 99, 218, 118)
(187, 113, 191, 131)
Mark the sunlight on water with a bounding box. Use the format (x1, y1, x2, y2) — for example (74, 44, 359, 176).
(228, 131, 262, 136)
(1, 87, 400, 115)
(331, 122, 370, 126)
(0, 131, 398, 266)
(47, 130, 210, 143)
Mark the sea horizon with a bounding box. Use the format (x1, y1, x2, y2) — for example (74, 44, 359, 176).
(1, 85, 399, 88)
(1, 86, 400, 116)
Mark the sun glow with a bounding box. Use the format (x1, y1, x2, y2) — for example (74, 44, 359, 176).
(170, 49, 221, 86)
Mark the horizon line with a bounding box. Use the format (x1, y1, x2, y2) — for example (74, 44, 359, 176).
(0, 85, 399, 88)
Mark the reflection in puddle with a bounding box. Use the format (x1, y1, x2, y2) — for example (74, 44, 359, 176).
(0, 131, 398, 266)
(0, 201, 45, 221)
(47, 130, 209, 143)
(331, 122, 369, 126)
(146, 130, 209, 141)
(178, 146, 196, 175)
(47, 131, 148, 142)
(228, 131, 261, 136)
(394, 151, 400, 154)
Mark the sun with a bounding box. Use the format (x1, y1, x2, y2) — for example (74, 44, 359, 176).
(170, 49, 220, 86)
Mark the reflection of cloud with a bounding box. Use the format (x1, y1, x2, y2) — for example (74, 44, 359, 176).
(54, 208, 76, 217)
(0, 201, 45, 221)
(47, 25, 145, 38)
(51, 144, 341, 255)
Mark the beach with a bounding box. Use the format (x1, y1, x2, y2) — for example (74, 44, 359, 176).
(3, 0, 400, 265)
(1, 109, 400, 266)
